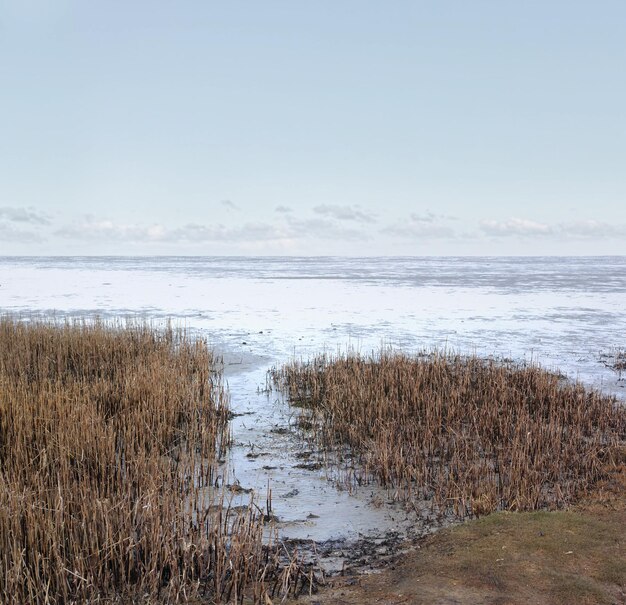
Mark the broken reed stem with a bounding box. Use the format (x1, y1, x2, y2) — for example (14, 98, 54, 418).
(272, 349, 626, 517)
(0, 317, 296, 604)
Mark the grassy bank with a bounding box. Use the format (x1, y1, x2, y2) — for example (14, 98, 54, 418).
(272, 350, 626, 516)
(302, 477, 626, 604)
(0, 319, 285, 604)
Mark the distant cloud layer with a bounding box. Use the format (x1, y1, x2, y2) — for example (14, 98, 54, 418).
(409, 211, 458, 223)
(3, 203, 624, 253)
(382, 212, 457, 239)
(480, 217, 626, 239)
(55, 219, 164, 242)
(0, 206, 50, 244)
(480, 218, 552, 237)
(285, 216, 367, 241)
(55, 218, 292, 245)
(52, 212, 371, 247)
(559, 220, 626, 238)
(0, 206, 51, 225)
(0, 222, 43, 243)
(165, 222, 290, 243)
(312, 204, 376, 224)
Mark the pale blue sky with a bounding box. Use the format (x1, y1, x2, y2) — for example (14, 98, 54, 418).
(1, 1, 625, 255)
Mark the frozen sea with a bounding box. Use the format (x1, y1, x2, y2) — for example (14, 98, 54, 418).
(1, 256, 624, 558)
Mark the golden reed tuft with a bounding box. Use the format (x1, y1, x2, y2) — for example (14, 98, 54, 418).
(0, 318, 288, 604)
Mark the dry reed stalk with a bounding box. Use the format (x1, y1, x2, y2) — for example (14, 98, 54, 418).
(272, 349, 626, 518)
(602, 348, 626, 376)
(0, 317, 292, 604)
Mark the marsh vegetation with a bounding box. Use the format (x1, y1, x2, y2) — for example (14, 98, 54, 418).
(2, 319, 623, 603)
(272, 350, 626, 517)
(0, 318, 306, 604)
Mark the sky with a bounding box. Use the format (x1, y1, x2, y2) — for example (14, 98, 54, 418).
(1, 1, 625, 256)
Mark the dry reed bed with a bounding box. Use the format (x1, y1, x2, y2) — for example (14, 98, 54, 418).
(272, 350, 626, 517)
(0, 318, 293, 604)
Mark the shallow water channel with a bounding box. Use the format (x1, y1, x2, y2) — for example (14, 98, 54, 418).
(212, 340, 625, 573)
(216, 358, 451, 572)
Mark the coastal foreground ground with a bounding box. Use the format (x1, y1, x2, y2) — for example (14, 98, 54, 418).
(275, 351, 626, 605)
(1, 319, 624, 604)
(296, 463, 626, 605)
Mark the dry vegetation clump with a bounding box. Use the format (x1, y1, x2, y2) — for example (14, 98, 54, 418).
(601, 348, 626, 375)
(272, 350, 626, 518)
(0, 318, 290, 604)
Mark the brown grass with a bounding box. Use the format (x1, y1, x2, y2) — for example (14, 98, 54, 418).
(0, 318, 290, 604)
(272, 350, 626, 516)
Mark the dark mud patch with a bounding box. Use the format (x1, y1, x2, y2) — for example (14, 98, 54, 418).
(228, 410, 254, 420)
(226, 483, 253, 494)
(270, 427, 291, 435)
(294, 451, 315, 459)
(294, 462, 324, 471)
(246, 450, 270, 459)
(280, 530, 427, 578)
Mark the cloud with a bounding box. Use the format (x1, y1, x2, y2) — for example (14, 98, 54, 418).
(382, 213, 456, 239)
(558, 220, 626, 238)
(0, 222, 43, 243)
(55, 219, 163, 242)
(285, 216, 367, 241)
(480, 218, 552, 237)
(165, 222, 291, 243)
(410, 211, 458, 223)
(55, 217, 293, 245)
(53, 212, 626, 251)
(478, 217, 626, 239)
(0, 206, 51, 225)
(221, 200, 240, 211)
(54, 214, 368, 248)
(312, 204, 376, 224)
(409, 211, 436, 223)
(275, 205, 293, 214)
